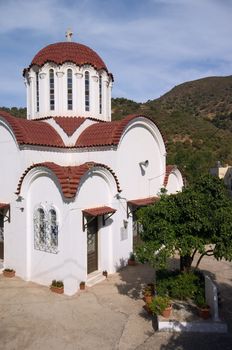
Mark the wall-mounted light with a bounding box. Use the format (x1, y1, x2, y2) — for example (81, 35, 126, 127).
(139, 160, 149, 168)
(123, 219, 128, 229)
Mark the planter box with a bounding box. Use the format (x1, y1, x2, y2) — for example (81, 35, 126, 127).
(3, 270, 15, 278)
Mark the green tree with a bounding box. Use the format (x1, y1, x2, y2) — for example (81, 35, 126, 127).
(136, 174, 232, 271)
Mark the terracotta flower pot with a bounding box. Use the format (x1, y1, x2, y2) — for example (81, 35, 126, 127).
(161, 305, 172, 318)
(128, 259, 136, 266)
(103, 271, 108, 277)
(50, 286, 64, 294)
(80, 283, 85, 290)
(144, 294, 153, 304)
(3, 270, 15, 278)
(144, 303, 153, 315)
(199, 306, 210, 319)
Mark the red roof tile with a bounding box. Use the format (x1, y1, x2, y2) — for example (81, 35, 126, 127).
(83, 206, 116, 217)
(16, 162, 121, 199)
(127, 196, 159, 207)
(0, 203, 10, 210)
(163, 165, 176, 187)
(53, 117, 85, 137)
(27, 42, 108, 72)
(0, 110, 65, 148)
(76, 114, 155, 147)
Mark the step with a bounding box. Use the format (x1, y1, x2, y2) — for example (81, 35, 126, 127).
(86, 270, 106, 287)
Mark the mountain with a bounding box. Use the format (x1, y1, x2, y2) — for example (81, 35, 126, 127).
(112, 76, 232, 183)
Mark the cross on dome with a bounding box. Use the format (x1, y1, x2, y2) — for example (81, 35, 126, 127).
(65, 29, 73, 42)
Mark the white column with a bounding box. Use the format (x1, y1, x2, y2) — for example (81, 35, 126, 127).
(75, 72, 83, 116)
(56, 71, 64, 116)
(28, 74, 35, 119)
(39, 72, 47, 119)
(92, 75, 99, 118)
(108, 81, 113, 121)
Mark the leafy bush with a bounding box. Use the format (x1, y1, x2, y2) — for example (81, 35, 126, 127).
(156, 270, 204, 301)
(51, 280, 64, 288)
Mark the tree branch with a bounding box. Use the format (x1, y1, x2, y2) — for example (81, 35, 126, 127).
(191, 248, 198, 260)
(195, 249, 214, 269)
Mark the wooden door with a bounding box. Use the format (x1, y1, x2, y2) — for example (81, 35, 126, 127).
(87, 217, 98, 274)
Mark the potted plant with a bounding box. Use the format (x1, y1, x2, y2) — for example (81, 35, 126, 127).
(150, 295, 172, 318)
(143, 285, 154, 304)
(3, 268, 15, 278)
(128, 252, 136, 266)
(195, 294, 210, 319)
(102, 270, 108, 278)
(80, 281, 86, 290)
(50, 280, 64, 294)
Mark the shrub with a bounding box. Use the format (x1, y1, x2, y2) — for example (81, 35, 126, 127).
(156, 269, 204, 301)
(51, 280, 64, 288)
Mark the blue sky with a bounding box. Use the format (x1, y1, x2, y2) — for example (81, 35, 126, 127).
(0, 0, 232, 107)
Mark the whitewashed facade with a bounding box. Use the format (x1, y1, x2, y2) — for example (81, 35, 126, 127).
(0, 36, 183, 295)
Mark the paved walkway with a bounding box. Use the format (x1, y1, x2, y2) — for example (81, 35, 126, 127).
(1, 257, 232, 349)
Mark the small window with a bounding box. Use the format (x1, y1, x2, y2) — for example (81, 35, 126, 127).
(49, 209, 58, 247)
(99, 75, 102, 114)
(36, 72, 39, 112)
(34, 206, 58, 253)
(85, 71, 90, 111)
(49, 69, 55, 111)
(67, 69, 73, 110)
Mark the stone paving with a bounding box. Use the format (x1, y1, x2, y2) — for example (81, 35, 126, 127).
(0, 257, 232, 349)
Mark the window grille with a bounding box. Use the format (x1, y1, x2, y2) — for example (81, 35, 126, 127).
(85, 71, 90, 111)
(49, 69, 55, 110)
(34, 207, 58, 253)
(36, 72, 39, 112)
(99, 75, 102, 114)
(67, 69, 73, 110)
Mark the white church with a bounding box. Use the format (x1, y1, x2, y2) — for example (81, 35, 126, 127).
(0, 31, 183, 295)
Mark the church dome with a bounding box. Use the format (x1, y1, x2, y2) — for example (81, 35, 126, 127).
(30, 42, 108, 72)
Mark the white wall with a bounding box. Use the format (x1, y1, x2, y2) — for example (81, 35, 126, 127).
(117, 120, 166, 200)
(0, 122, 21, 202)
(166, 169, 183, 194)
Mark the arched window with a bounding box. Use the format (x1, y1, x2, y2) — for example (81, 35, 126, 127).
(67, 69, 73, 110)
(49, 69, 55, 110)
(34, 206, 58, 253)
(99, 75, 102, 114)
(85, 71, 90, 111)
(49, 209, 58, 248)
(34, 208, 46, 250)
(36, 72, 39, 112)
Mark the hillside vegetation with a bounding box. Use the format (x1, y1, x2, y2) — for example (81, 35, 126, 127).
(112, 76, 232, 183)
(2, 75, 232, 183)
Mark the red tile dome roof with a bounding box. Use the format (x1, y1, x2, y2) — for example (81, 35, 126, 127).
(29, 42, 108, 71)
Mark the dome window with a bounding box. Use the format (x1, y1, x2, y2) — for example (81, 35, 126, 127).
(99, 75, 102, 114)
(36, 72, 39, 112)
(67, 69, 73, 110)
(49, 69, 55, 111)
(85, 71, 90, 112)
